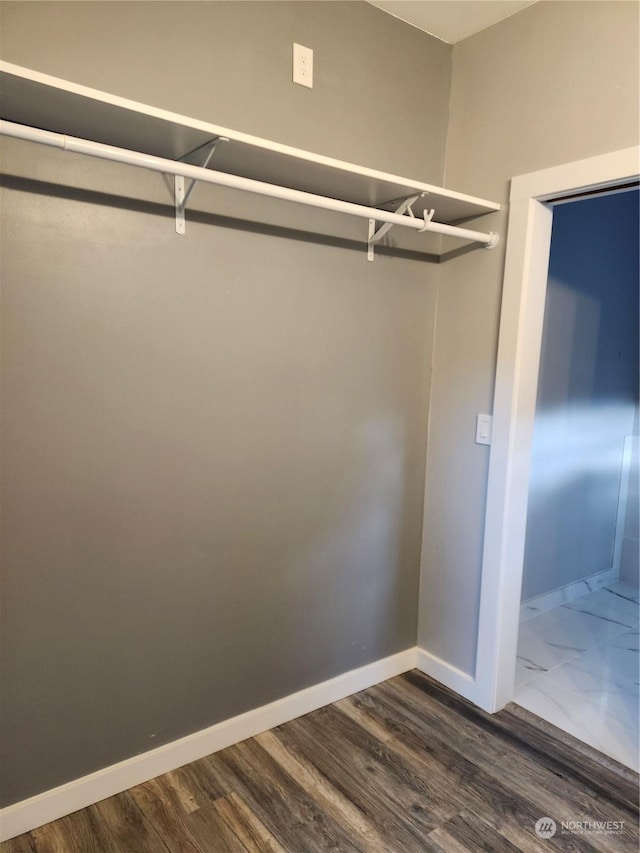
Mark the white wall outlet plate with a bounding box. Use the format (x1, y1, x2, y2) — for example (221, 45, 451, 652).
(293, 43, 313, 88)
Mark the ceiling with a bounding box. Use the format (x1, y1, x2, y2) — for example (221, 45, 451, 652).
(368, 1, 539, 44)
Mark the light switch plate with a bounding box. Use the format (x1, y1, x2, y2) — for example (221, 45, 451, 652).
(476, 414, 493, 445)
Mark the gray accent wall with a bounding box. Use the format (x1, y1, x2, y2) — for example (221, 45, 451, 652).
(522, 190, 639, 601)
(0, 2, 449, 805)
(417, 0, 640, 675)
(2, 0, 640, 809)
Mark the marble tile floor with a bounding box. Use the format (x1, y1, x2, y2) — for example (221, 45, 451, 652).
(514, 580, 639, 772)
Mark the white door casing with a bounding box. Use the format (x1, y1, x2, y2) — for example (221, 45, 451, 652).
(474, 147, 640, 713)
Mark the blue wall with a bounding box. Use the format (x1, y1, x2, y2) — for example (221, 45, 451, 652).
(522, 188, 639, 601)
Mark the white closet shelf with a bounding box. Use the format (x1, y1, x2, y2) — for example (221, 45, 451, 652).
(0, 61, 500, 256)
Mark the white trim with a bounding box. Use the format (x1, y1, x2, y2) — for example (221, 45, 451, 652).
(508, 149, 640, 203)
(520, 566, 619, 622)
(415, 648, 481, 707)
(475, 146, 640, 714)
(0, 648, 418, 842)
(612, 435, 635, 575)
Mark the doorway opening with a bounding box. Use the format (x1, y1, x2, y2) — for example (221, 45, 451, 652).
(472, 147, 640, 728)
(512, 188, 639, 770)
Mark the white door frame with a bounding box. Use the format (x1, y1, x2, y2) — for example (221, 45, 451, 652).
(473, 146, 640, 714)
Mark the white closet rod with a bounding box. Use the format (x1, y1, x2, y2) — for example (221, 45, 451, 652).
(1, 119, 498, 248)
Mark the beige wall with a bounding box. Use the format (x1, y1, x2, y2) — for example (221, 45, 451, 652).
(0, 1, 449, 805)
(418, 0, 640, 673)
(0, 0, 450, 179)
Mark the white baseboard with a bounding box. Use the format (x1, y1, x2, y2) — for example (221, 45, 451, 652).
(414, 647, 481, 707)
(0, 647, 418, 842)
(519, 566, 619, 622)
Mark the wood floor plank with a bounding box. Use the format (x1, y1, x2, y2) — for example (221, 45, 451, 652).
(168, 756, 233, 813)
(136, 768, 201, 821)
(28, 806, 120, 853)
(213, 737, 363, 852)
(159, 768, 202, 815)
(339, 687, 592, 853)
(372, 676, 637, 852)
(8, 829, 64, 853)
(333, 695, 398, 743)
(184, 798, 248, 853)
(256, 728, 385, 848)
(385, 672, 638, 833)
(299, 702, 462, 829)
(425, 810, 524, 853)
(91, 790, 174, 853)
(212, 793, 286, 853)
(337, 692, 406, 745)
(278, 712, 411, 850)
(128, 777, 205, 853)
(281, 706, 458, 852)
(401, 672, 640, 834)
(387, 728, 591, 853)
(408, 668, 639, 813)
(0, 835, 36, 853)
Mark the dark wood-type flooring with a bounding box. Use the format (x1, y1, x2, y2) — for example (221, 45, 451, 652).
(3, 670, 639, 852)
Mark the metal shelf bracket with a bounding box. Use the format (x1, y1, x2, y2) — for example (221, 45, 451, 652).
(367, 193, 430, 261)
(175, 137, 227, 235)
